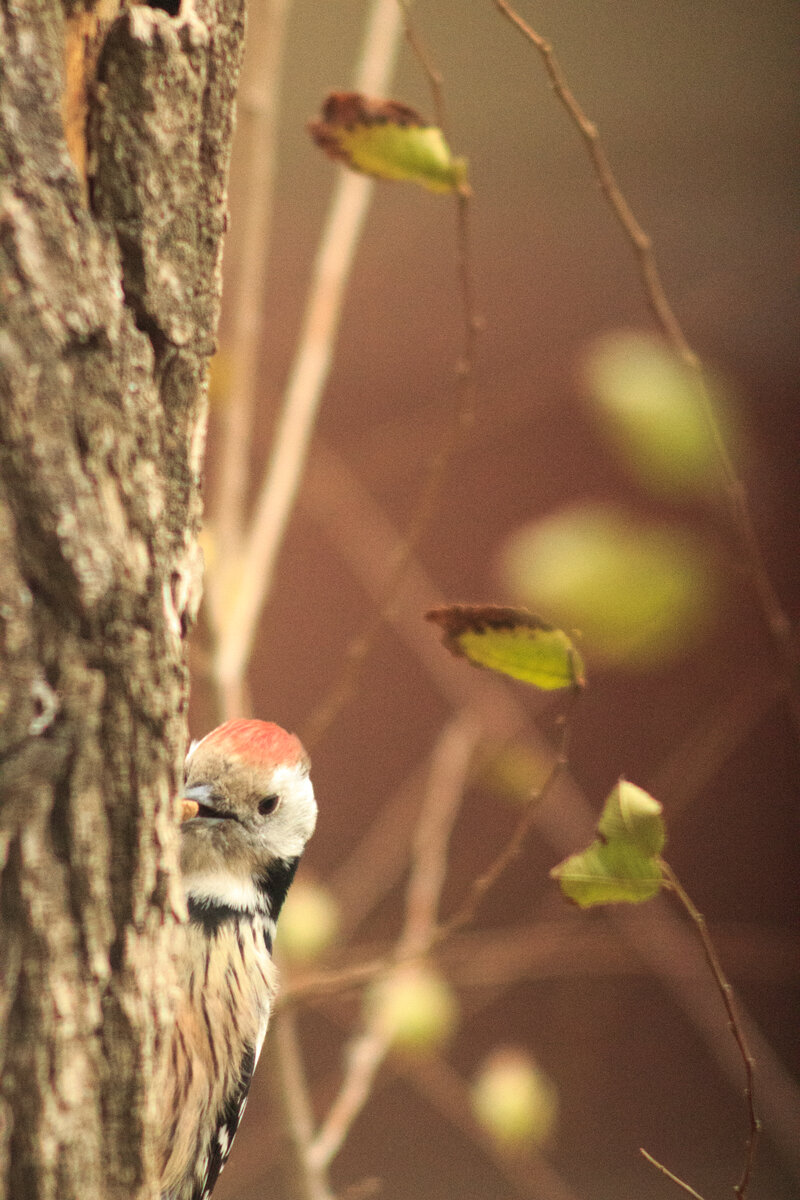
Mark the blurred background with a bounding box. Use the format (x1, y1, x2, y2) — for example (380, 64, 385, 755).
(192, 1, 799, 1197)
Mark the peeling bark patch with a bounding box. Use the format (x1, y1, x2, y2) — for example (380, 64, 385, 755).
(91, 6, 224, 359)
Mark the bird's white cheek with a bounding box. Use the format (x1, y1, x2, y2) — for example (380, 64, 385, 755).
(287, 776, 317, 841)
(184, 870, 263, 913)
(301, 777, 318, 837)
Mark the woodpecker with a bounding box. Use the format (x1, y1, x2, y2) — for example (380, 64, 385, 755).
(158, 718, 317, 1200)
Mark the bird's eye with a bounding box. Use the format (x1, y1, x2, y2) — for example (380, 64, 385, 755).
(258, 794, 280, 816)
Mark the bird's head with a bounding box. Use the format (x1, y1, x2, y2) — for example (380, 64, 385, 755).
(179, 719, 317, 920)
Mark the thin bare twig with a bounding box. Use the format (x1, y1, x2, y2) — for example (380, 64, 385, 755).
(398, 0, 481, 370)
(300, 379, 471, 749)
(639, 1148, 708, 1200)
(301, 448, 800, 1169)
(493, 0, 688, 355)
(328, 762, 431, 940)
(397, 0, 446, 130)
(307, 713, 482, 1173)
(491, 0, 800, 736)
(273, 1008, 334, 1200)
(438, 919, 800, 990)
(282, 914, 800, 1006)
(400, 711, 484, 954)
(306, 1021, 387, 1177)
(435, 693, 579, 945)
(213, 0, 406, 704)
(660, 861, 760, 1199)
(299, 991, 582, 1200)
(301, 2, 481, 750)
(282, 957, 388, 1006)
(261, 8, 407, 1194)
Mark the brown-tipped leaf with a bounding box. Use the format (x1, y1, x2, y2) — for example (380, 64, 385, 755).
(426, 604, 585, 690)
(309, 92, 468, 194)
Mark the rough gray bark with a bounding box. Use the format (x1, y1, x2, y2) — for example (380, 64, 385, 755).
(0, 1, 245, 1196)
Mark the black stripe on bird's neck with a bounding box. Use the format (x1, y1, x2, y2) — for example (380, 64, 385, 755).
(188, 898, 275, 952)
(187, 898, 250, 935)
(257, 855, 300, 921)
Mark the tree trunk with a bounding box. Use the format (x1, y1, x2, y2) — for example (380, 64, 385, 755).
(0, 2, 244, 1196)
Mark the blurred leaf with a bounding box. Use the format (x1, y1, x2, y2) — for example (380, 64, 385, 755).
(276, 880, 340, 964)
(368, 965, 459, 1052)
(551, 779, 666, 907)
(426, 604, 585, 690)
(583, 331, 726, 497)
(474, 740, 555, 805)
(309, 92, 468, 194)
(472, 1048, 559, 1148)
(501, 506, 718, 668)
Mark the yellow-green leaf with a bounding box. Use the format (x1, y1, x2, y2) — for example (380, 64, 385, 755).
(308, 92, 468, 194)
(426, 604, 585, 690)
(598, 779, 665, 857)
(550, 778, 666, 908)
(551, 838, 663, 907)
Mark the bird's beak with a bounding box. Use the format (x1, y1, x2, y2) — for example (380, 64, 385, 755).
(179, 798, 200, 823)
(178, 782, 237, 824)
(177, 781, 210, 823)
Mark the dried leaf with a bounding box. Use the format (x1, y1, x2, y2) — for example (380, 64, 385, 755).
(309, 92, 468, 194)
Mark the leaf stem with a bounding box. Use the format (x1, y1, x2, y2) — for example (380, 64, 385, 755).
(435, 690, 579, 944)
(660, 860, 760, 1199)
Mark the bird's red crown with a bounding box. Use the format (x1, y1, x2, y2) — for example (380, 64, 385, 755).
(197, 718, 307, 767)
